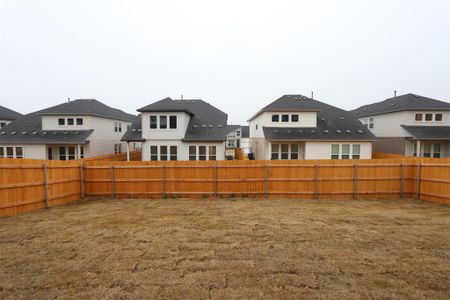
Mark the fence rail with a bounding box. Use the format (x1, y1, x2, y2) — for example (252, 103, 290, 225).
(1, 155, 450, 217)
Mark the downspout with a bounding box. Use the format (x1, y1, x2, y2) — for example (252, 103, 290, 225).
(126, 142, 130, 161)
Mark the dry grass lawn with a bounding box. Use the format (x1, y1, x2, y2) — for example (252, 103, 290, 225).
(1, 198, 450, 299)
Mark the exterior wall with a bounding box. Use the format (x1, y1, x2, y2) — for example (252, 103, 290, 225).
(141, 112, 190, 140)
(358, 111, 450, 138)
(240, 138, 250, 154)
(249, 137, 270, 160)
(249, 112, 318, 139)
(372, 137, 406, 154)
(304, 142, 372, 160)
(141, 140, 224, 161)
(41, 115, 131, 157)
(0, 144, 46, 159)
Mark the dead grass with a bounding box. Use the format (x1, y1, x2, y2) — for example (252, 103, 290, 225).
(1, 198, 450, 299)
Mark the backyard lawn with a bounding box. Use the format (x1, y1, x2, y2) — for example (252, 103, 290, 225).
(1, 198, 449, 299)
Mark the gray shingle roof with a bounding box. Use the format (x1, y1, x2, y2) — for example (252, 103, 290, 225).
(248, 95, 322, 121)
(0, 113, 93, 144)
(401, 126, 450, 140)
(121, 115, 144, 142)
(0, 105, 22, 121)
(253, 95, 375, 141)
(38, 99, 136, 122)
(352, 93, 450, 117)
(123, 97, 231, 142)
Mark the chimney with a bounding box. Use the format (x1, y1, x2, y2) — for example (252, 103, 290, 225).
(394, 90, 397, 99)
(181, 94, 184, 100)
(68, 98, 70, 102)
(311, 91, 314, 99)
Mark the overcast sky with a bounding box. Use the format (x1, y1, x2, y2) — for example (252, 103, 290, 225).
(1, 0, 449, 124)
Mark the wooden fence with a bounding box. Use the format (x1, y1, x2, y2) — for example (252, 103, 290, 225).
(1, 156, 450, 217)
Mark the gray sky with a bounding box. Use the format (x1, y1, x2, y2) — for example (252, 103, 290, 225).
(1, 0, 449, 124)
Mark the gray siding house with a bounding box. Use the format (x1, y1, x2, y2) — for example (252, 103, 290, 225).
(0, 99, 135, 160)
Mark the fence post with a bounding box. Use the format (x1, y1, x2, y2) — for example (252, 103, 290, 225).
(400, 163, 404, 199)
(111, 165, 115, 199)
(314, 164, 318, 199)
(214, 162, 218, 198)
(265, 162, 269, 198)
(80, 161, 84, 200)
(353, 163, 358, 199)
(43, 161, 49, 208)
(416, 163, 421, 200)
(162, 164, 166, 199)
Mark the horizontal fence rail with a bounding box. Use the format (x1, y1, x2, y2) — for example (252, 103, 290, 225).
(1, 154, 450, 217)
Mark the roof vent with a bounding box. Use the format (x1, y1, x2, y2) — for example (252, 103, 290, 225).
(320, 118, 326, 121)
(192, 101, 196, 104)
(274, 130, 278, 133)
(345, 130, 351, 133)
(32, 132, 38, 135)
(287, 130, 292, 133)
(132, 129, 136, 132)
(218, 125, 222, 128)
(11, 132, 16, 135)
(340, 117, 345, 120)
(42, 132, 47, 135)
(357, 130, 364, 134)
(390, 103, 395, 106)
(310, 130, 315, 133)
(75, 132, 79, 135)
(178, 101, 182, 104)
(336, 130, 342, 134)
(0, 132, 5, 135)
(64, 132, 68, 135)
(362, 108, 367, 112)
(22, 132, 27, 135)
(324, 130, 329, 133)
(208, 125, 213, 128)
(298, 130, 303, 133)
(193, 125, 198, 128)
(138, 129, 142, 132)
(202, 124, 206, 128)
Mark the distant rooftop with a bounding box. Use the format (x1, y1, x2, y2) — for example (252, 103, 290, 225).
(0, 105, 22, 121)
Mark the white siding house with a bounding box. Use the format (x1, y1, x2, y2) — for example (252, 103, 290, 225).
(0, 99, 135, 160)
(352, 93, 450, 158)
(248, 95, 375, 160)
(122, 97, 233, 161)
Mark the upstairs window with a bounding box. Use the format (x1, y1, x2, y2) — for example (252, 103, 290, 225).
(150, 116, 157, 129)
(0, 122, 7, 128)
(415, 113, 423, 121)
(281, 114, 289, 122)
(425, 113, 433, 121)
(114, 144, 122, 154)
(272, 115, 279, 122)
(76, 118, 83, 125)
(368, 118, 374, 129)
(67, 118, 74, 126)
(291, 114, 299, 122)
(169, 116, 177, 129)
(236, 130, 241, 137)
(435, 113, 443, 121)
(58, 118, 65, 125)
(159, 116, 167, 129)
(114, 122, 122, 132)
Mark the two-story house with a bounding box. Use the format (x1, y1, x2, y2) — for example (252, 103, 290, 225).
(121, 97, 234, 161)
(352, 93, 450, 157)
(0, 105, 22, 128)
(0, 99, 135, 160)
(226, 126, 250, 157)
(248, 95, 375, 160)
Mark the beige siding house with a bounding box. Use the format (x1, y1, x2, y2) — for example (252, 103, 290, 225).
(248, 95, 375, 160)
(0, 99, 136, 160)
